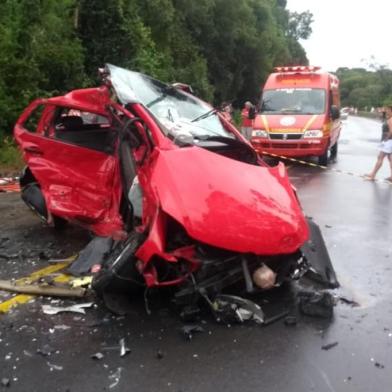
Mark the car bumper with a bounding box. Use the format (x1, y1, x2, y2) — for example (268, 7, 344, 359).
(251, 137, 329, 157)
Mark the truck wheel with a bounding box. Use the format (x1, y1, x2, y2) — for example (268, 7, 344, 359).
(330, 141, 338, 160)
(318, 148, 329, 166)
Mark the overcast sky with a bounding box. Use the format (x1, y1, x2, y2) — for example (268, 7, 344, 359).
(286, 0, 391, 72)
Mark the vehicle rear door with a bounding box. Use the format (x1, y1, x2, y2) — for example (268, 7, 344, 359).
(14, 102, 122, 232)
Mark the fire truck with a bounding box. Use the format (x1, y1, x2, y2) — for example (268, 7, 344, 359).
(251, 66, 341, 166)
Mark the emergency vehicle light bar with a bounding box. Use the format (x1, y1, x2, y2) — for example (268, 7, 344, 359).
(273, 66, 321, 73)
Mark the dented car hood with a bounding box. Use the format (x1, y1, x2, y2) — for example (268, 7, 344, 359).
(150, 147, 309, 255)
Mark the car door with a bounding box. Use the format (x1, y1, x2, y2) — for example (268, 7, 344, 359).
(14, 101, 122, 234)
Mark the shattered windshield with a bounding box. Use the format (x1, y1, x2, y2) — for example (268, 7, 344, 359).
(260, 88, 326, 115)
(107, 64, 234, 143)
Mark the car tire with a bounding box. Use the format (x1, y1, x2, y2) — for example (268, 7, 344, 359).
(330, 141, 338, 160)
(21, 181, 68, 230)
(318, 148, 329, 166)
(92, 232, 144, 295)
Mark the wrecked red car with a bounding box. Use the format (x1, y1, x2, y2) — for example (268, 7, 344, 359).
(14, 64, 338, 315)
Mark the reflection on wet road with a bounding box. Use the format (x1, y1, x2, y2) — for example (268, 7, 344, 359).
(289, 117, 392, 304)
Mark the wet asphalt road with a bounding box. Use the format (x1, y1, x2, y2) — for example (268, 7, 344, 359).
(1, 115, 392, 392)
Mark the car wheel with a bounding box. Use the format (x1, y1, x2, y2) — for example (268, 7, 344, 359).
(92, 232, 144, 295)
(318, 148, 329, 166)
(330, 141, 338, 160)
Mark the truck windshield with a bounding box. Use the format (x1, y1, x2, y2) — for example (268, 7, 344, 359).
(260, 88, 326, 115)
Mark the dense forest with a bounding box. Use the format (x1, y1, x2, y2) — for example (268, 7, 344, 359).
(2, 0, 390, 150)
(0, 0, 313, 138)
(336, 65, 392, 110)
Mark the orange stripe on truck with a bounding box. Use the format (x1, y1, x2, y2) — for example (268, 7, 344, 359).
(302, 114, 318, 132)
(261, 115, 270, 132)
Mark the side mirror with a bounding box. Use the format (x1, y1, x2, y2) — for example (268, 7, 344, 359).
(330, 105, 340, 120)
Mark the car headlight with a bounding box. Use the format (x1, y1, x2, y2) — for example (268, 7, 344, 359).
(303, 129, 323, 138)
(252, 130, 268, 138)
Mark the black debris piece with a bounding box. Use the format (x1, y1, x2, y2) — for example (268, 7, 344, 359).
(298, 290, 335, 319)
(1, 378, 10, 388)
(263, 310, 289, 326)
(38, 251, 49, 261)
(68, 236, 113, 276)
(180, 324, 205, 341)
(301, 218, 339, 288)
(212, 295, 265, 325)
(91, 352, 104, 360)
(339, 297, 360, 307)
(321, 341, 339, 350)
(375, 362, 385, 369)
(156, 350, 164, 360)
(284, 315, 297, 326)
(36, 344, 55, 357)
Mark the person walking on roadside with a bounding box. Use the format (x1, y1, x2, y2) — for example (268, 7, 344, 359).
(241, 101, 255, 140)
(365, 104, 392, 181)
(381, 109, 389, 141)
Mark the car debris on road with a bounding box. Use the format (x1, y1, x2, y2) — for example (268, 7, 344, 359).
(180, 324, 205, 341)
(91, 352, 105, 360)
(321, 341, 339, 350)
(119, 338, 131, 357)
(41, 302, 93, 315)
(298, 290, 336, 319)
(1, 378, 10, 388)
(0, 279, 86, 299)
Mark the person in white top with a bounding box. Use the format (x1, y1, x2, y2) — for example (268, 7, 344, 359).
(365, 105, 392, 181)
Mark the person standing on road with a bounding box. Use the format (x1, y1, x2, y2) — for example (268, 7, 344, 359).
(381, 110, 389, 141)
(365, 105, 392, 181)
(241, 101, 255, 140)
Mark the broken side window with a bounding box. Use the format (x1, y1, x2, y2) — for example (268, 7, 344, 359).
(52, 107, 116, 154)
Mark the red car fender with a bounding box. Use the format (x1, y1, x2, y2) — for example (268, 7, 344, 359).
(135, 207, 199, 287)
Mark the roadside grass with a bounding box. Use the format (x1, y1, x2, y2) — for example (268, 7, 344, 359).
(0, 137, 23, 176)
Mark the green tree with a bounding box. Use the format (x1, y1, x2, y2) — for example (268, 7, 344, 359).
(0, 0, 85, 134)
(287, 10, 313, 40)
(336, 65, 392, 109)
(0, 0, 313, 139)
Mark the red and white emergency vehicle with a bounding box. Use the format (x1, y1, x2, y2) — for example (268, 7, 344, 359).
(251, 66, 341, 165)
